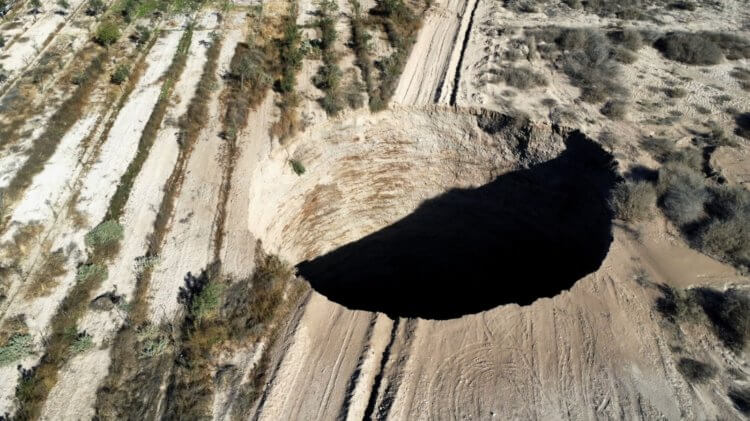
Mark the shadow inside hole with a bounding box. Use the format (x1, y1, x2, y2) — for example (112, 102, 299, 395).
(297, 132, 619, 320)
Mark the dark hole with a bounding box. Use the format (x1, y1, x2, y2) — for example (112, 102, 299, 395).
(297, 132, 619, 319)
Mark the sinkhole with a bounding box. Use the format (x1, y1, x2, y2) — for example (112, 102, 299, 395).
(247, 107, 618, 319)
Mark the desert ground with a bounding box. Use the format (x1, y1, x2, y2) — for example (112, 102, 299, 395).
(0, 0, 749, 418)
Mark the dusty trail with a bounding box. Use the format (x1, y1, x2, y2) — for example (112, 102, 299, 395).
(146, 27, 244, 323)
(392, 0, 469, 106)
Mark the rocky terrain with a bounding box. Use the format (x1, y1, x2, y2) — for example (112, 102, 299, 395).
(0, 0, 749, 418)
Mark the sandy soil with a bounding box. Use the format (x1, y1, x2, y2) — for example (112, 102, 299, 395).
(2, 0, 750, 417)
(39, 29, 216, 421)
(146, 28, 244, 323)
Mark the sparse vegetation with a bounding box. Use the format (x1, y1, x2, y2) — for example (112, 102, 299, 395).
(313, 0, 350, 115)
(270, 9, 306, 141)
(2, 51, 106, 220)
(528, 27, 627, 103)
(610, 180, 656, 222)
(25, 249, 67, 298)
(95, 37, 224, 419)
(348, 0, 423, 111)
(677, 357, 716, 383)
(350, 0, 374, 107)
(107, 29, 193, 223)
(163, 245, 306, 419)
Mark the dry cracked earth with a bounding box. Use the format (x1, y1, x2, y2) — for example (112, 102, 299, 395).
(0, 0, 750, 418)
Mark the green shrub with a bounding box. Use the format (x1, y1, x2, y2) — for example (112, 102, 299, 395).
(190, 281, 223, 322)
(57, 0, 69, 9)
(95, 22, 121, 46)
(655, 33, 723, 65)
(110, 64, 130, 85)
(676, 357, 716, 383)
(0, 334, 33, 366)
(657, 163, 708, 226)
(76, 263, 108, 284)
(137, 324, 171, 358)
(85, 220, 124, 250)
(131, 25, 151, 47)
(69, 332, 93, 354)
(290, 159, 305, 175)
(610, 180, 656, 222)
(86, 0, 106, 15)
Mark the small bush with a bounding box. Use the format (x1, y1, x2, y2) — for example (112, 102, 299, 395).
(76, 263, 108, 285)
(641, 137, 674, 162)
(693, 288, 750, 352)
(290, 159, 305, 175)
(57, 0, 69, 9)
(557, 29, 626, 103)
(657, 163, 708, 226)
(110, 64, 130, 85)
(190, 281, 223, 323)
(136, 324, 171, 359)
(655, 284, 701, 322)
(610, 180, 656, 222)
(609, 28, 643, 51)
(600, 99, 627, 119)
(676, 358, 716, 383)
(701, 32, 750, 61)
(496, 66, 547, 89)
(131, 25, 151, 47)
(85, 220, 124, 255)
(655, 33, 723, 65)
(95, 22, 121, 46)
(0, 334, 33, 366)
(86, 0, 105, 15)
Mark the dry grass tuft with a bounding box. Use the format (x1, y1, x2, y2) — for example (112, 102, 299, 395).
(24, 249, 67, 298)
